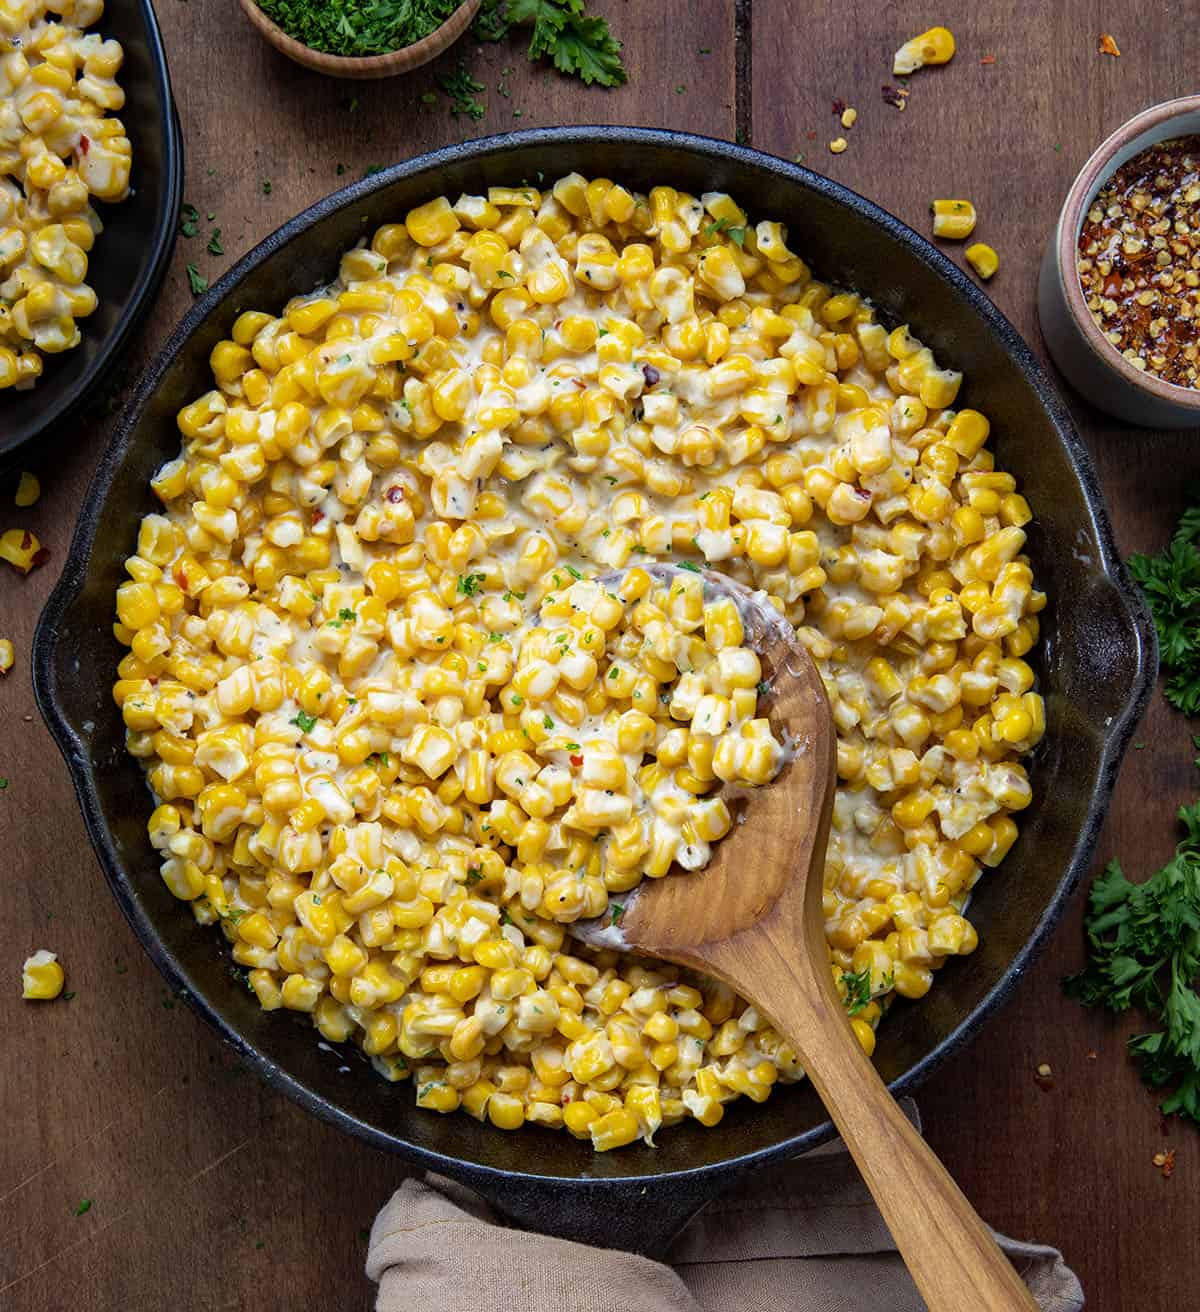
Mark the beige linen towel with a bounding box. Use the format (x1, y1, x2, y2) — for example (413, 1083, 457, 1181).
(367, 1109, 1083, 1312)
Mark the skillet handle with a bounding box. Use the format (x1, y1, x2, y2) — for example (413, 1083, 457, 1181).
(466, 1170, 725, 1257)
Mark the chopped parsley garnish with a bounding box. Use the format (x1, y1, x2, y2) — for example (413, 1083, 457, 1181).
(488, 631, 504, 643)
(510, 694, 524, 706)
(703, 217, 746, 246)
(608, 667, 619, 680)
(179, 202, 199, 237)
(262, 179, 272, 195)
(74, 1199, 92, 1216)
(502, 589, 526, 602)
(257, 0, 463, 56)
(610, 901, 624, 925)
(543, 714, 555, 729)
(757, 680, 770, 697)
(497, 269, 514, 280)
(437, 59, 486, 120)
(457, 572, 486, 597)
(62, 991, 75, 1001)
(841, 967, 873, 1016)
(185, 264, 208, 296)
(291, 710, 317, 733)
(466, 866, 483, 885)
(207, 228, 223, 255)
(500, 909, 514, 926)
(566, 565, 583, 579)
(338, 607, 357, 622)
(677, 560, 701, 573)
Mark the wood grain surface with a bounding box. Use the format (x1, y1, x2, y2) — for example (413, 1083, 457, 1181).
(1, 2, 1197, 1308)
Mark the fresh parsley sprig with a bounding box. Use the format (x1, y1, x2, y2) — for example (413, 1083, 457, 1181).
(1065, 784, 1200, 1126)
(1128, 503, 1200, 714)
(473, 0, 625, 87)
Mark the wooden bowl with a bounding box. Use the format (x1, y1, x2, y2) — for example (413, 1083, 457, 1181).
(235, 0, 481, 80)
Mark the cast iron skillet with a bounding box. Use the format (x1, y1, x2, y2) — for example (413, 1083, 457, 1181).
(1, 0, 182, 467)
(32, 128, 1156, 1256)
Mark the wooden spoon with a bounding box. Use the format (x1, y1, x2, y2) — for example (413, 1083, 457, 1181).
(572, 564, 1038, 1311)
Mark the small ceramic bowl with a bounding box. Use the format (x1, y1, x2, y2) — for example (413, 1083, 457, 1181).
(235, 0, 481, 80)
(1038, 95, 1200, 428)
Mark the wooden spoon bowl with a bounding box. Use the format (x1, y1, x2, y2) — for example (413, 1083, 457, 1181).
(573, 564, 1038, 1311)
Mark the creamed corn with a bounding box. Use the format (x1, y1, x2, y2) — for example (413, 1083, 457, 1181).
(0, 0, 131, 388)
(113, 172, 1046, 1150)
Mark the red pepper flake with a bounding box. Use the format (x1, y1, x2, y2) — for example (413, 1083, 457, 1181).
(979, 54, 996, 65)
(31, 546, 51, 570)
(881, 84, 909, 110)
(569, 753, 583, 767)
(1152, 1149, 1176, 1179)
(311, 508, 325, 525)
(385, 485, 404, 504)
(571, 377, 587, 390)
(1098, 33, 1121, 57)
(78, 133, 90, 154)
(1085, 1049, 1098, 1061)
(831, 97, 847, 115)
(806, 131, 817, 141)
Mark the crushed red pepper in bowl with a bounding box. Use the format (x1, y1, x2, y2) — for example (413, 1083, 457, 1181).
(1077, 136, 1200, 389)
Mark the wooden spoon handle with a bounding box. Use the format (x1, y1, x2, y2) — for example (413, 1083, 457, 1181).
(769, 976, 1038, 1310)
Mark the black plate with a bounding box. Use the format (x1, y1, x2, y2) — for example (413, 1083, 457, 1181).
(1, 0, 182, 464)
(32, 128, 1156, 1256)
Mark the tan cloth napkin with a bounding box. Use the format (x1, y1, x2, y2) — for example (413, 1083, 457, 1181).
(367, 1106, 1083, 1312)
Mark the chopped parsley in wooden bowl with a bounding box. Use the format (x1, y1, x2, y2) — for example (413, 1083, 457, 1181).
(256, 0, 467, 59)
(237, 0, 483, 79)
(237, 0, 626, 85)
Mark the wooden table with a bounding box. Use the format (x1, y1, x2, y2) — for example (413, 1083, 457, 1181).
(3, 3, 1198, 1307)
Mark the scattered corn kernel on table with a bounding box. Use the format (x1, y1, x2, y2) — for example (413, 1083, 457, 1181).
(3, 3, 1199, 1308)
